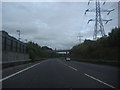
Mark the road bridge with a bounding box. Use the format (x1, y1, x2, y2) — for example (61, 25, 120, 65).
(54, 49, 71, 58)
(54, 50, 70, 53)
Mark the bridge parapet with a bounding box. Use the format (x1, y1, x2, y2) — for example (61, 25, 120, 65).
(54, 49, 70, 52)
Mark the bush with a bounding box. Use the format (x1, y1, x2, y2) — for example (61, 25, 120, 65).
(71, 27, 120, 61)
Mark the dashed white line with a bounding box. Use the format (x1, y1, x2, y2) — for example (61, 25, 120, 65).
(84, 73, 116, 88)
(68, 66, 78, 71)
(0, 60, 47, 82)
(57, 60, 78, 71)
(57, 60, 116, 88)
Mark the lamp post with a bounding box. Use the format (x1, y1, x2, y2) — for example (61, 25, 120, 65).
(17, 30, 21, 41)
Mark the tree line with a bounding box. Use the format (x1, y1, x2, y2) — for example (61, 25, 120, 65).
(26, 42, 62, 61)
(70, 27, 120, 61)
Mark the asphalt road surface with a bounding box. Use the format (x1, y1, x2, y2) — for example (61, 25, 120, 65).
(1, 58, 120, 88)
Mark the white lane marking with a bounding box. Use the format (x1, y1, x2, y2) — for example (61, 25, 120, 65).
(68, 66, 78, 71)
(57, 60, 68, 66)
(63, 64, 68, 66)
(0, 60, 47, 82)
(57, 60, 78, 71)
(84, 73, 116, 88)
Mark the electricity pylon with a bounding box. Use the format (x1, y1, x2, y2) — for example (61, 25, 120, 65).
(77, 33, 83, 44)
(85, 0, 114, 40)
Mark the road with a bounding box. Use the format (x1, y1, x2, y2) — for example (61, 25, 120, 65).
(1, 58, 120, 88)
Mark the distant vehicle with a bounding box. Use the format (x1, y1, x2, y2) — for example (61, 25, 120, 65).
(66, 57, 70, 61)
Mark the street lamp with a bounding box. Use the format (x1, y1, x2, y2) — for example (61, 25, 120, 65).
(17, 30, 21, 41)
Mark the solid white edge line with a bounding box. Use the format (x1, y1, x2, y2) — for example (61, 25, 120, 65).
(0, 60, 47, 82)
(84, 73, 116, 88)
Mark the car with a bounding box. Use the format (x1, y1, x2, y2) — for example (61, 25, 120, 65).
(66, 57, 70, 61)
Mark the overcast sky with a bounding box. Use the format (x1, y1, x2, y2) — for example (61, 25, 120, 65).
(2, 1, 118, 50)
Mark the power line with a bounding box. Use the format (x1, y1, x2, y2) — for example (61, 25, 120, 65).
(102, 4, 118, 24)
(105, 2, 118, 10)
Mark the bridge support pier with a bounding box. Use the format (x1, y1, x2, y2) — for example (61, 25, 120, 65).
(65, 51, 69, 59)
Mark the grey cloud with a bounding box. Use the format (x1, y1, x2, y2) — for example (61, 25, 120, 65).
(2, 2, 118, 49)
